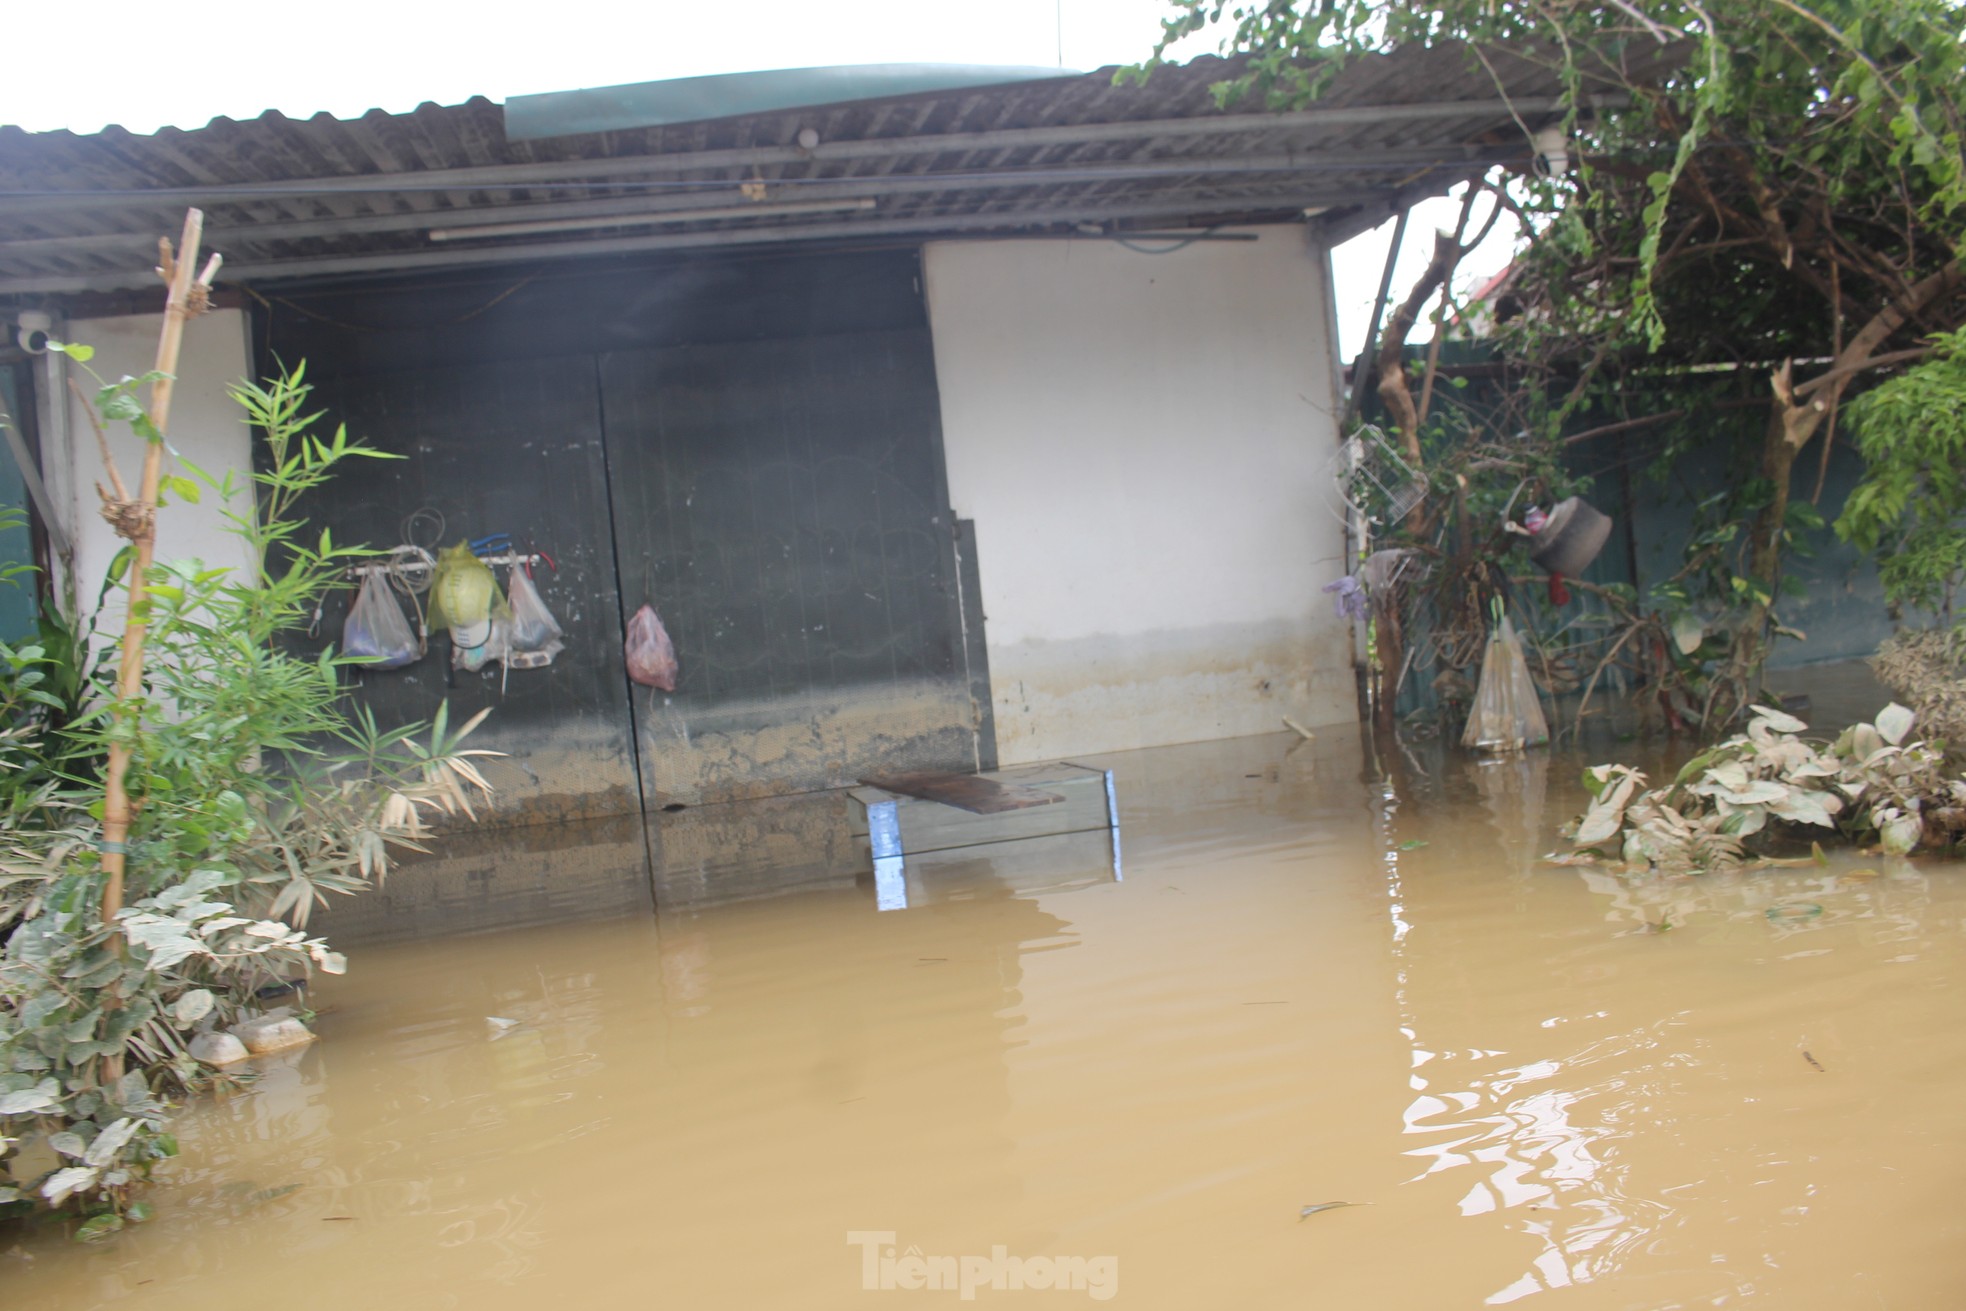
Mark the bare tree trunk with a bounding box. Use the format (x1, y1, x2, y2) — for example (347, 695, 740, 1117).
(1718, 402, 1802, 717)
(1374, 185, 1490, 469)
(1375, 225, 1461, 469)
(1373, 595, 1404, 732)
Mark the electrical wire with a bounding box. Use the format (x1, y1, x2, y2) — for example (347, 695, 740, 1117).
(1109, 223, 1229, 254)
(400, 506, 445, 550)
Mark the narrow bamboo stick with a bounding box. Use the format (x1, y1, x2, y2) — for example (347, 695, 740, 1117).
(98, 208, 205, 925)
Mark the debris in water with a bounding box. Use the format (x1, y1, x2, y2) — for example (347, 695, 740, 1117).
(1398, 840, 1429, 851)
(1300, 1201, 1366, 1219)
(1283, 717, 1316, 741)
(1844, 867, 1880, 881)
(1803, 1051, 1826, 1072)
(323, 1215, 357, 1222)
(486, 1016, 523, 1038)
(190, 1030, 250, 1066)
(1766, 903, 1824, 922)
(231, 1014, 314, 1055)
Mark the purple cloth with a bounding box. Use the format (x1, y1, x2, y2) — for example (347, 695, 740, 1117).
(1323, 575, 1369, 621)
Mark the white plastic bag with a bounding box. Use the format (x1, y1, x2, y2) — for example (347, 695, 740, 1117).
(1461, 613, 1549, 752)
(504, 567, 564, 669)
(342, 572, 421, 670)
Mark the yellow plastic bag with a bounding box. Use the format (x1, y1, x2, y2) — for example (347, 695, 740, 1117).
(428, 543, 506, 650)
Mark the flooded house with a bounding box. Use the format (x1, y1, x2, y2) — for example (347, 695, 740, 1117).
(0, 52, 1612, 837)
(9, 49, 1966, 1311)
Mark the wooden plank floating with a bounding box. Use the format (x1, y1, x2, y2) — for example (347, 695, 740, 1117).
(858, 769, 1064, 814)
(848, 762, 1116, 859)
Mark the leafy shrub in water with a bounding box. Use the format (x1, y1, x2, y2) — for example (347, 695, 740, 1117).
(1568, 704, 1966, 871)
(1, 362, 492, 1229)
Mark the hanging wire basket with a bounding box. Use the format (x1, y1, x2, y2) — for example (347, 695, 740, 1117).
(1329, 424, 1426, 528)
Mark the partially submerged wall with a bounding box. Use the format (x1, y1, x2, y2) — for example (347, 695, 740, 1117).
(259, 252, 982, 823)
(924, 228, 1354, 765)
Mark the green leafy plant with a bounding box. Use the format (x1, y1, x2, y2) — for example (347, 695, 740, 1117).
(1837, 327, 1966, 621)
(2, 358, 494, 1228)
(1567, 703, 1966, 870)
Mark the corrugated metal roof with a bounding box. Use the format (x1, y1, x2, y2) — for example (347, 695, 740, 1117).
(502, 64, 1086, 139)
(0, 45, 1673, 297)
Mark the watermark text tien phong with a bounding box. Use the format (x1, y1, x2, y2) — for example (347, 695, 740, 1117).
(847, 1231, 1118, 1301)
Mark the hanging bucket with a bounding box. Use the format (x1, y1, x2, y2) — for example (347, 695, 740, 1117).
(1529, 497, 1613, 577)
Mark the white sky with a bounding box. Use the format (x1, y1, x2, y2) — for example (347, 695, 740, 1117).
(0, 0, 1518, 357)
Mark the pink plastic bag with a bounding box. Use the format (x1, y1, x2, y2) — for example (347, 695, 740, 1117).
(625, 603, 678, 691)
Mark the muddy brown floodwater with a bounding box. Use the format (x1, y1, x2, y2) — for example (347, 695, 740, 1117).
(7, 724, 1966, 1308)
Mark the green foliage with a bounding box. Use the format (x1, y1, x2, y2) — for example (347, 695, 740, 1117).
(1, 359, 494, 1228)
(1146, 0, 1966, 723)
(1143, 0, 1965, 395)
(1836, 329, 1966, 616)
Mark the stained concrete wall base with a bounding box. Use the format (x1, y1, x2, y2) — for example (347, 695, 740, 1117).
(988, 617, 1354, 764)
(926, 228, 1354, 765)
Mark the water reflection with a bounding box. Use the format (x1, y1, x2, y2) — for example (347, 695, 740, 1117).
(1375, 735, 1703, 1303)
(319, 775, 1124, 942)
(1576, 857, 1938, 948)
(1369, 725, 1966, 1306)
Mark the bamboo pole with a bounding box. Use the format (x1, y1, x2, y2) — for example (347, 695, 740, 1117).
(98, 209, 212, 925)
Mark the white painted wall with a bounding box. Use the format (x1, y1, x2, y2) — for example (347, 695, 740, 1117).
(40, 308, 255, 623)
(925, 227, 1355, 765)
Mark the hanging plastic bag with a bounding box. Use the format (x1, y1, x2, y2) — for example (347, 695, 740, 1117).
(1461, 605, 1549, 753)
(342, 571, 421, 669)
(429, 543, 507, 670)
(625, 604, 678, 690)
(429, 544, 503, 644)
(504, 567, 565, 670)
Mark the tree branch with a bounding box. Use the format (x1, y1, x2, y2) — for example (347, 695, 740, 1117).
(1777, 259, 1964, 451)
(1377, 186, 1491, 466)
(1793, 345, 1935, 397)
